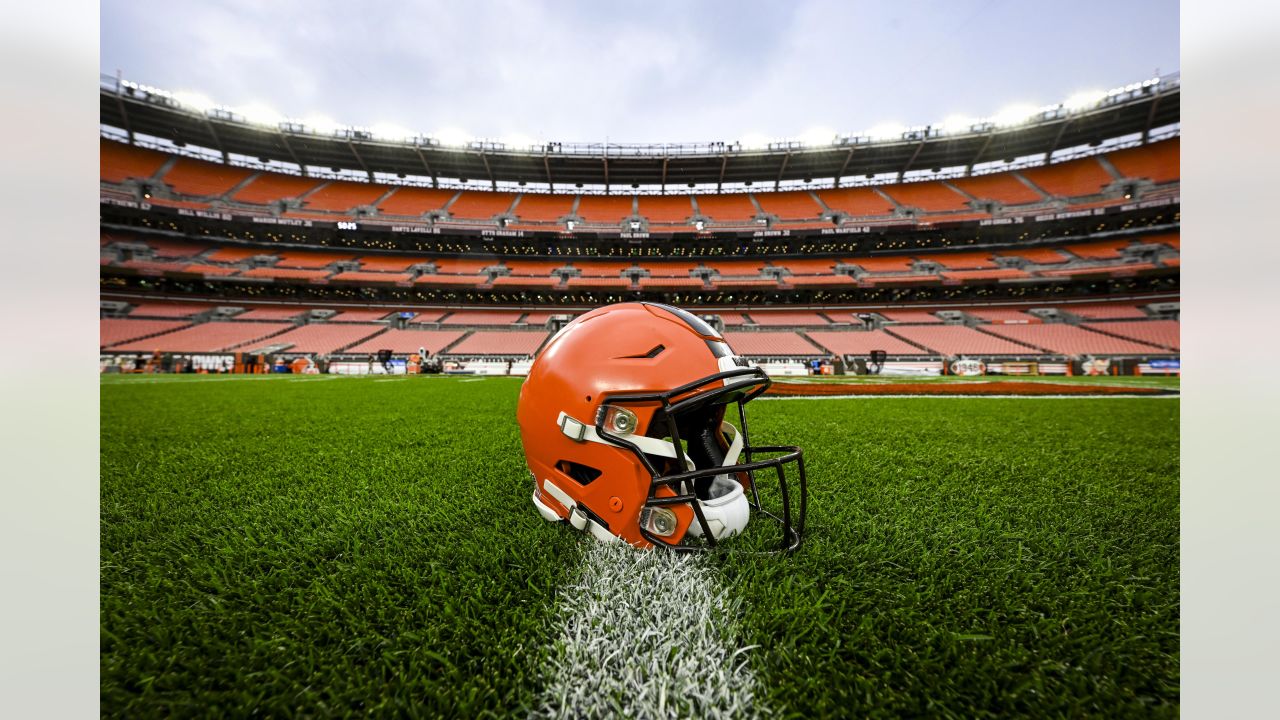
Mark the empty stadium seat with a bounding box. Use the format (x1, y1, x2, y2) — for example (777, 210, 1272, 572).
(880, 182, 970, 213)
(982, 324, 1168, 355)
(1105, 138, 1179, 184)
(303, 181, 388, 212)
(753, 191, 824, 220)
(255, 323, 387, 354)
(1019, 156, 1114, 198)
(694, 194, 758, 223)
(816, 187, 896, 216)
(639, 196, 695, 224)
(721, 332, 822, 356)
(575, 195, 634, 224)
(231, 173, 323, 204)
(444, 331, 548, 356)
(100, 139, 168, 184)
(745, 311, 830, 326)
(377, 187, 457, 216)
(441, 310, 525, 325)
(447, 191, 517, 220)
(806, 330, 926, 356)
(1085, 320, 1179, 350)
(514, 194, 574, 222)
(948, 174, 1044, 205)
(111, 321, 294, 353)
(100, 319, 190, 348)
(161, 157, 254, 197)
(887, 325, 1038, 355)
(345, 329, 465, 354)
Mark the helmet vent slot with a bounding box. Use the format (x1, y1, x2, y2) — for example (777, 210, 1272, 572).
(556, 460, 603, 486)
(616, 344, 666, 359)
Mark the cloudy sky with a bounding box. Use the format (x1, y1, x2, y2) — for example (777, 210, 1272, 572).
(101, 0, 1179, 145)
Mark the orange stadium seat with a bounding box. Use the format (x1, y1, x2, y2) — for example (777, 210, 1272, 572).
(572, 260, 637, 276)
(1063, 239, 1131, 260)
(846, 256, 914, 272)
(707, 259, 766, 276)
(639, 195, 695, 224)
(331, 271, 413, 284)
(407, 311, 447, 323)
(754, 190, 823, 220)
(784, 275, 857, 287)
(887, 325, 1038, 355)
(111, 321, 293, 353)
(1019, 156, 1114, 198)
(514, 194, 574, 222)
(720, 332, 822, 356)
(860, 275, 940, 286)
(100, 139, 168, 184)
(948, 173, 1044, 205)
(377, 187, 458, 216)
(231, 173, 323, 204)
(772, 258, 838, 274)
(964, 308, 1040, 324)
(258, 323, 387, 354)
(929, 251, 997, 270)
(695, 194, 758, 223)
(982, 324, 1169, 355)
(880, 182, 970, 213)
(303, 181, 388, 212)
(100, 319, 190, 348)
(489, 276, 561, 288)
(329, 308, 395, 322)
(520, 311, 571, 325)
(637, 277, 705, 289)
(445, 191, 516, 220)
(1105, 138, 1179, 184)
(806, 330, 926, 356)
(444, 331, 549, 356)
(566, 276, 633, 289)
(816, 187, 896, 216)
(746, 311, 829, 326)
(161, 157, 254, 197)
(575, 195, 634, 224)
(441, 310, 525, 325)
(358, 255, 423, 272)
(878, 309, 942, 323)
(125, 302, 210, 318)
(415, 275, 486, 287)
(234, 307, 307, 321)
(941, 269, 1030, 281)
(500, 259, 562, 275)
(239, 268, 332, 281)
(1087, 320, 1179, 350)
(432, 258, 495, 274)
(645, 261, 702, 277)
(206, 247, 273, 262)
(345, 329, 465, 355)
(1061, 303, 1148, 320)
(277, 251, 358, 268)
(996, 247, 1070, 264)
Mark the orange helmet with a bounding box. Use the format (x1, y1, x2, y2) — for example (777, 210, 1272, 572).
(516, 302, 807, 551)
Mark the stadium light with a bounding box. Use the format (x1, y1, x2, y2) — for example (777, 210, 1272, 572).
(433, 127, 472, 148)
(866, 123, 906, 141)
(797, 127, 837, 147)
(500, 133, 536, 151)
(304, 115, 343, 136)
(938, 115, 978, 134)
(1064, 90, 1107, 112)
(371, 123, 415, 142)
(238, 103, 285, 127)
(173, 91, 215, 114)
(991, 103, 1039, 127)
(738, 133, 772, 151)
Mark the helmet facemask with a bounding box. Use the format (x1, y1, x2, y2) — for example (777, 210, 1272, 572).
(597, 366, 807, 553)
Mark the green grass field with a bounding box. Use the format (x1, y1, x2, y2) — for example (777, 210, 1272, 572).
(102, 375, 1179, 716)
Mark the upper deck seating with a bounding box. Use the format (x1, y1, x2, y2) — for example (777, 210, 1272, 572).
(948, 174, 1043, 205)
(277, 251, 357, 268)
(964, 308, 1039, 324)
(329, 308, 394, 322)
(514, 194, 574, 222)
(1063, 239, 1132, 260)
(234, 307, 307, 321)
(239, 268, 332, 281)
(1061, 303, 1148, 320)
(575, 195, 634, 224)
(806, 330, 927, 356)
(982, 324, 1168, 355)
(639, 196, 695, 224)
(376, 187, 457, 216)
(100, 139, 168, 184)
(996, 247, 1070, 264)
(432, 258, 495, 274)
(929, 251, 997, 270)
(754, 191, 823, 220)
(721, 332, 822, 356)
(162, 157, 254, 197)
(846, 256, 914, 272)
(127, 302, 210, 318)
(1019, 156, 1114, 198)
(887, 325, 1038, 356)
(816, 187, 896, 216)
(358, 256, 422, 272)
(331, 271, 413, 284)
(1106, 138, 1179, 184)
(303, 181, 386, 212)
(881, 182, 970, 212)
(695, 194, 758, 223)
(877, 309, 941, 323)
(231, 173, 322, 204)
(446, 192, 516, 220)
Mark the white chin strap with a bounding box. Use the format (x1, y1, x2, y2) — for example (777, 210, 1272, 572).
(548, 411, 751, 542)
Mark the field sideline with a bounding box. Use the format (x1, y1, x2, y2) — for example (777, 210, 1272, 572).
(101, 375, 1179, 716)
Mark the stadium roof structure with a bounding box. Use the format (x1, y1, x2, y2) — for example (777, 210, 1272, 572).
(101, 73, 1179, 192)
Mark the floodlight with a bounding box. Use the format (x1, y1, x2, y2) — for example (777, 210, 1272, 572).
(304, 115, 342, 136)
(991, 104, 1039, 127)
(797, 127, 837, 147)
(238, 103, 284, 127)
(173, 91, 215, 114)
(738, 133, 771, 151)
(500, 133, 536, 150)
(371, 123, 415, 142)
(938, 115, 978, 134)
(433, 128, 472, 147)
(1064, 90, 1107, 112)
(866, 123, 906, 141)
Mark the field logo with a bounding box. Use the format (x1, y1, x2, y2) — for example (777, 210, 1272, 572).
(1083, 358, 1111, 376)
(950, 359, 986, 376)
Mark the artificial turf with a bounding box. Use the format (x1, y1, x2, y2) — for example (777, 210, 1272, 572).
(101, 375, 1178, 717)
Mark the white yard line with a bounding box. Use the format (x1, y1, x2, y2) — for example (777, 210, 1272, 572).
(532, 541, 763, 719)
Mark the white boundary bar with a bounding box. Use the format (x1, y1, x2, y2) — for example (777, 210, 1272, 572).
(532, 542, 764, 719)
(758, 394, 1179, 401)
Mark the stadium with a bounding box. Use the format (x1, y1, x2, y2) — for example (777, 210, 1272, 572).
(98, 10, 1180, 717)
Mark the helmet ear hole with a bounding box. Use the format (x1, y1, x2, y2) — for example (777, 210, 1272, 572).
(555, 460, 602, 486)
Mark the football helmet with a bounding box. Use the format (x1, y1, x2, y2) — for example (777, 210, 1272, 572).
(516, 302, 807, 551)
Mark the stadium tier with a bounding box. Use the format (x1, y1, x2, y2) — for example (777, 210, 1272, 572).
(1087, 319, 1179, 350)
(806, 330, 927, 356)
(886, 325, 1039, 356)
(101, 319, 191, 347)
(110, 321, 293, 352)
(344, 329, 465, 354)
(980, 324, 1169, 355)
(719, 332, 823, 357)
(444, 331, 549, 356)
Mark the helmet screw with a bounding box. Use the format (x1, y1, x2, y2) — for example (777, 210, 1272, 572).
(609, 496, 623, 512)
